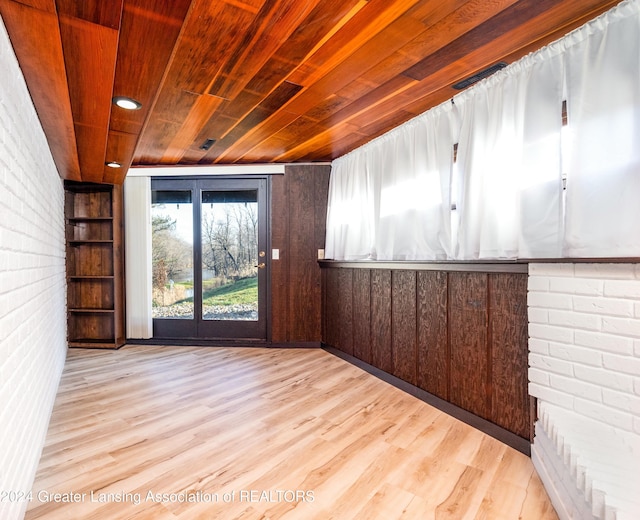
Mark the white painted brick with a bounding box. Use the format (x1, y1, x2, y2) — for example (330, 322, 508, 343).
(529, 323, 574, 343)
(548, 310, 601, 331)
(602, 389, 640, 415)
(574, 296, 634, 318)
(548, 342, 602, 367)
(574, 264, 635, 280)
(604, 280, 640, 299)
(528, 307, 549, 324)
(574, 331, 634, 355)
(573, 398, 634, 432)
(529, 382, 575, 408)
(574, 365, 634, 393)
(0, 18, 66, 520)
(529, 338, 550, 355)
(528, 276, 550, 291)
(550, 374, 602, 402)
(601, 316, 640, 339)
(530, 353, 575, 376)
(601, 353, 640, 377)
(549, 277, 604, 296)
(528, 291, 574, 310)
(634, 416, 640, 436)
(529, 263, 575, 276)
(529, 367, 551, 386)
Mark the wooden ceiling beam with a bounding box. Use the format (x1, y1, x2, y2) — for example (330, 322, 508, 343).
(163, 0, 263, 96)
(105, 0, 192, 182)
(0, 0, 81, 180)
(55, 0, 122, 29)
(58, 13, 120, 183)
(110, 0, 192, 136)
(287, 0, 420, 88)
(207, 0, 321, 102)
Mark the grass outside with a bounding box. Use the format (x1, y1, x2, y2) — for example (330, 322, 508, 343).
(203, 276, 257, 306)
(156, 276, 258, 308)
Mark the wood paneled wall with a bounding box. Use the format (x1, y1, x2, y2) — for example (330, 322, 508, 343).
(321, 264, 532, 443)
(270, 164, 330, 343)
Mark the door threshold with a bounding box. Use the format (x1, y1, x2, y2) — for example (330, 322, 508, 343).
(129, 338, 269, 347)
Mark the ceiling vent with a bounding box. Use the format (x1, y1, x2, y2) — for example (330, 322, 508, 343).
(200, 138, 216, 151)
(452, 62, 508, 90)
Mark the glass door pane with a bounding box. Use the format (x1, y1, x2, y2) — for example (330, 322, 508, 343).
(151, 190, 194, 320)
(201, 190, 259, 321)
(151, 177, 268, 341)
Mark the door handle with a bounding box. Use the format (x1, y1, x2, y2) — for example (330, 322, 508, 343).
(255, 262, 266, 269)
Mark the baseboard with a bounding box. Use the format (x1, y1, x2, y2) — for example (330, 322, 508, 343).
(269, 341, 322, 349)
(126, 339, 322, 349)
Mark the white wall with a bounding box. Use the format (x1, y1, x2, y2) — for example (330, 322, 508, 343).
(0, 16, 67, 520)
(528, 263, 640, 520)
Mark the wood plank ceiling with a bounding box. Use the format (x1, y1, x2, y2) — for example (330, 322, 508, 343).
(0, 0, 622, 184)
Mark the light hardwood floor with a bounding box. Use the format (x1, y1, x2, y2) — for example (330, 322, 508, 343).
(25, 345, 558, 520)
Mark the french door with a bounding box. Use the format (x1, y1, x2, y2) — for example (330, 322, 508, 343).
(150, 177, 268, 340)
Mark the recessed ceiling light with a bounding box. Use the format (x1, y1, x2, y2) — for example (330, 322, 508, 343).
(112, 96, 142, 110)
(106, 161, 121, 168)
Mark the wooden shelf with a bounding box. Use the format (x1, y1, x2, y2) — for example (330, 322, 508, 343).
(68, 240, 114, 245)
(68, 216, 113, 221)
(68, 275, 115, 279)
(68, 308, 115, 313)
(68, 339, 121, 348)
(65, 181, 125, 349)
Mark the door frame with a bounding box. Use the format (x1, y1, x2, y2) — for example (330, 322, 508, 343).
(150, 175, 271, 342)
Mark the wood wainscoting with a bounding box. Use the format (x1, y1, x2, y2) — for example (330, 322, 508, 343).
(321, 262, 532, 453)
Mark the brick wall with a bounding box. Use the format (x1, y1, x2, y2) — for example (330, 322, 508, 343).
(528, 263, 640, 520)
(0, 17, 67, 520)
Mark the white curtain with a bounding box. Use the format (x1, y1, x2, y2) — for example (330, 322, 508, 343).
(325, 102, 456, 260)
(124, 176, 153, 339)
(454, 47, 565, 259)
(376, 103, 457, 260)
(563, 0, 640, 257)
(325, 151, 376, 260)
(325, 0, 640, 261)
